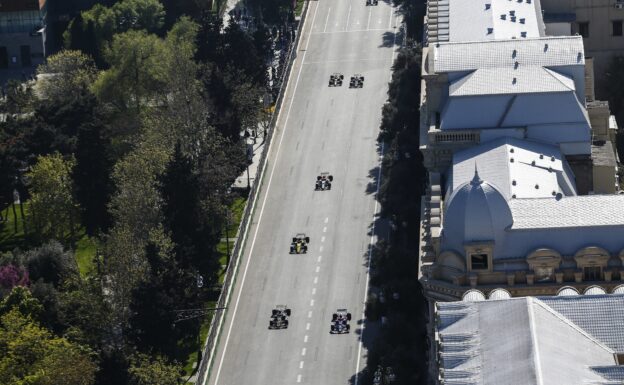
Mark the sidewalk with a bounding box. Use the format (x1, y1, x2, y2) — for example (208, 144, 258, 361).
(232, 135, 267, 190)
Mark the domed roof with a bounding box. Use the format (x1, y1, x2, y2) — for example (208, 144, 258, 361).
(462, 289, 486, 302)
(444, 168, 513, 246)
(612, 285, 624, 294)
(583, 285, 606, 296)
(488, 288, 511, 300)
(557, 286, 579, 296)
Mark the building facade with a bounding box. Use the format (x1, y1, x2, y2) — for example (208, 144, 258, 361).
(0, 0, 46, 76)
(418, 0, 622, 302)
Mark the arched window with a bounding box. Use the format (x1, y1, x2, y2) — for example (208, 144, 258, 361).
(526, 249, 561, 283)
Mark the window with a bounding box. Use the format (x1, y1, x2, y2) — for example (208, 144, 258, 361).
(471, 254, 489, 270)
(614, 21, 623, 37)
(583, 266, 602, 281)
(535, 267, 554, 282)
(578, 22, 589, 38)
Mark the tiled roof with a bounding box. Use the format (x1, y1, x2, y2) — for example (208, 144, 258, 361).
(433, 36, 584, 73)
(510, 195, 624, 229)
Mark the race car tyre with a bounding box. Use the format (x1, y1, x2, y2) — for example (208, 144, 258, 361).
(292, 237, 298, 243)
(305, 237, 310, 243)
(285, 309, 291, 316)
(272, 309, 278, 316)
(332, 313, 338, 321)
(347, 313, 352, 321)
(346, 324, 350, 332)
(284, 320, 289, 327)
(328, 175, 333, 181)
(327, 183, 331, 190)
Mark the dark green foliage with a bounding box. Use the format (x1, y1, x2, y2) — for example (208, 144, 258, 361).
(25, 241, 78, 287)
(391, 0, 426, 40)
(247, 0, 293, 24)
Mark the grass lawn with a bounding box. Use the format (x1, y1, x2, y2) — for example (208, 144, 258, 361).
(0, 202, 97, 277)
(295, 0, 305, 17)
(181, 306, 214, 379)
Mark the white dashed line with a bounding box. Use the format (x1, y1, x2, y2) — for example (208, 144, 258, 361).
(308, 311, 313, 318)
(310, 299, 315, 306)
(304, 335, 309, 342)
(301, 348, 307, 356)
(324, 217, 329, 223)
(315, 266, 320, 273)
(388, 8, 393, 29)
(323, 7, 331, 33)
(306, 323, 311, 330)
(297, 374, 302, 383)
(312, 287, 317, 295)
(319, 246, 324, 252)
(300, 361, 305, 369)
(323, 226, 327, 233)
(314, 276, 319, 284)
(321, 236, 325, 242)
(345, 5, 352, 30)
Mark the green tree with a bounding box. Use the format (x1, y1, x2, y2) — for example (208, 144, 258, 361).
(36, 50, 97, 102)
(0, 309, 96, 385)
(25, 241, 79, 287)
(93, 30, 169, 115)
(27, 153, 80, 243)
(0, 286, 42, 319)
(128, 353, 181, 385)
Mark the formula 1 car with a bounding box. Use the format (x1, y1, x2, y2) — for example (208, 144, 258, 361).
(290, 233, 310, 254)
(330, 309, 352, 334)
(315, 172, 333, 191)
(366, 0, 378, 5)
(329, 73, 344, 87)
(349, 74, 364, 88)
(269, 305, 291, 329)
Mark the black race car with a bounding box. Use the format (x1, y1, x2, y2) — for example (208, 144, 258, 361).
(290, 233, 310, 254)
(329, 73, 344, 87)
(349, 74, 364, 88)
(269, 305, 291, 329)
(330, 309, 352, 334)
(315, 172, 333, 191)
(366, 0, 378, 5)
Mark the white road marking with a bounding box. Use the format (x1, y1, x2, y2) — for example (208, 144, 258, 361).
(301, 348, 307, 356)
(297, 374, 302, 383)
(211, 3, 321, 384)
(308, 311, 313, 318)
(321, 236, 325, 242)
(315, 266, 320, 273)
(319, 246, 324, 252)
(304, 335, 309, 342)
(310, 299, 315, 306)
(314, 276, 319, 283)
(323, 226, 327, 233)
(306, 323, 311, 330)
(300, 361, 305, 369)
(312, 288, 316, 295)
(367, 8, 372, 29)
(378, 18, 382, 24)
(317, 256, 322, 263)
(345, 5, 352, 31)
(388, 8, 393, 29)
(324, 217, 329, 223)
(323, 7, 331, 33)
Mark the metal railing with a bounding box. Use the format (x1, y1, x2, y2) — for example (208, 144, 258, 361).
(194, 2, 311, 383)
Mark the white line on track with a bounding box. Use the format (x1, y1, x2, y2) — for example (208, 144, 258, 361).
(319, 246, 324, 252)
(322, 226, 327, 233)
(306, 323, 311, 330)
(367, 8, 372, 29)
(345, 5, 352, 31)
(300, 361, 305, 369)
(354, 15, 398, 385)
(308, 311, 313, 318)
(314, 276, 319, 283)
(315, 266, 320, 273)
(297, 374, 302, 383)
(211, 3, 321, 384)
(323, 7, 331, 33)
(317, 256, 322, 263)
(301, 348, 307, 356)
(321, 236, 325, 242)
(310, 299, 315, 306)
(388, 7, 393, 29)
(324, 217, 329, 223)
(312, 288, 316, 295)
(304, 335, 309, 343)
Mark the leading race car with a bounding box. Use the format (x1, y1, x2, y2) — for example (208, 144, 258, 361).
(290, 233, 310, 254)
(328, 73, 344, 87)
(315, 172, 333, 191)
(330, 309, 352, 334)
(269, 305, 291, 329)
(349, 74, 364, 88)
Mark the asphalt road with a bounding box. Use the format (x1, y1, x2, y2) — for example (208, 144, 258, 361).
(205, 1, 398, 383)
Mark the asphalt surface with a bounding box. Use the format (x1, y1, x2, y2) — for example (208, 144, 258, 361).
(205, 1, 399, 384)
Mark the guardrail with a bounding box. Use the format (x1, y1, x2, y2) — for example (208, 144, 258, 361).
(194, 2, 311, 383)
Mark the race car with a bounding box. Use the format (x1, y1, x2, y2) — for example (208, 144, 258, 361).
(366, 0, 378, 5)
(349, 74, 364, 88)
(329, 73, 344, 87)
(315, 172, 333, 191)
(269, 305, 291, 329)
(290, 233, 310, 254)
(330, 309, 352, 334)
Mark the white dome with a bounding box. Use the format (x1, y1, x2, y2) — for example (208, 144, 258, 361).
(462, 289, 486, 302)
(557, 286, 579, 296)
(444, 169, 513, 248)
(488, 288, 511, 300)
(583, 285, 606, 296)
(612, 285, 624, 294)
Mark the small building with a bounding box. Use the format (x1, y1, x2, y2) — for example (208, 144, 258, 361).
(0, 0, 46, 78)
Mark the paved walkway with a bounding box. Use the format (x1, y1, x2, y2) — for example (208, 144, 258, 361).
(232, 135, 266, 190)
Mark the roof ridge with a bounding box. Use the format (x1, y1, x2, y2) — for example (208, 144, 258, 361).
(542, 68, 575, 91)
(526, 298, 545, 385)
